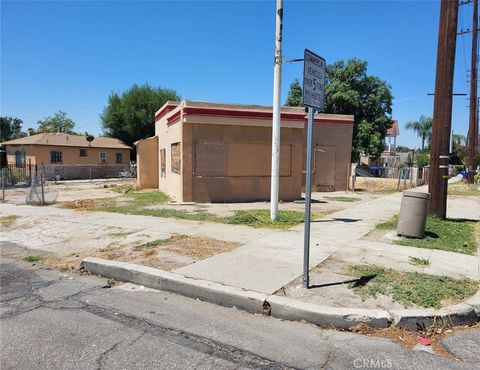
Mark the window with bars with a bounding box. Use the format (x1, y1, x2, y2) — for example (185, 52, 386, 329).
(79, 148, 88, 157)
(15, 150, 25, 167)
(50, 151, 63, 163)
(99, 152, 107, 164)
(116, 153, 123, 164)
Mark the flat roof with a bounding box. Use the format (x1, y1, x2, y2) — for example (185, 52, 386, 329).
(155, 100, 354, 126)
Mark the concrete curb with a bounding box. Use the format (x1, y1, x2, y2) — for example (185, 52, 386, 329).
(81, 257, 480, 330)
(266, 295, 391, 329)
(81, 257, 268, 313)
(391, 304, 479, 330)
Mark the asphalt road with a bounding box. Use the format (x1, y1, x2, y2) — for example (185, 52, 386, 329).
(1, 257, 479, 370)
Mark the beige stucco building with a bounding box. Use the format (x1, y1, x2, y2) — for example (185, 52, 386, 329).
(1, 133, 131, 179)
(137, 100, 354, 202)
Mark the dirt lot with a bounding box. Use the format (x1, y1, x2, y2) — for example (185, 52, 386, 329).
(352, 177, 419, 193)
(4, 178, 384, 217)
(277, 258, 414, 310)
(2, 179, 133, 205)
(2, 233, 239, 272)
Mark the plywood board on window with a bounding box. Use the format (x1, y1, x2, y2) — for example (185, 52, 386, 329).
(315, 145, 335, 191)
(171, 142, 181, 174)
(227, 143, 292, 177)
(193, 142, 228, 177)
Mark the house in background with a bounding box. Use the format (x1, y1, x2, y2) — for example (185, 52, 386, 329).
(1, 133, 131, 180)
(136, 100, 354, 202)
(384, 120, 399, 155)
(359, 120, 414, 178)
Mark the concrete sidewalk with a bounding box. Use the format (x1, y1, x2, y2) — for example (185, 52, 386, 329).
(175, 191, 405, 293)
(0, 203, 274, 255)
(333, 240, 479, 281)
(176, 186, 480, 293)
(2, 185, 478, 295)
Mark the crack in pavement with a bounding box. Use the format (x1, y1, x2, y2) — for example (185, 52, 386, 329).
(1, 262, 295, 370)
(81, 302, 296, 370)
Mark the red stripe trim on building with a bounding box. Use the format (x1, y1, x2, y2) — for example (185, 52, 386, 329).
(183, 107, 305, 121)
(166, 110, 182, 125)
(154, 104, 178, 121)
(313, 118, 354, 125)
(182, 107, 354, 125)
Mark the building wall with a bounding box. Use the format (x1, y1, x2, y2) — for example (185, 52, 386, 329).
(187, 123, 304, 202)
(150, 101, 354, 202)
(6, 144, 130, 166)
(136, 136, 159, 189)
(311, 123, 354, 192)
(41, 164, 128, 180)
(5, 144, 130, 180)
(156, 118, 183, 201)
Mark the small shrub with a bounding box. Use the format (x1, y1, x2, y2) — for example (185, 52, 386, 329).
(408, 256, 430, 266)
(23, 255, 43, 262)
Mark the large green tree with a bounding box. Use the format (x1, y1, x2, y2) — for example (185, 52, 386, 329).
(1, 117, 27, 141)
(405, 115, 432, 151)
(324, 59, 393, 161)
(101, 84, 180, 146)
(285, 79, 303, 107)
(284, 59, 393, 160)
(37, 111, 76, 134)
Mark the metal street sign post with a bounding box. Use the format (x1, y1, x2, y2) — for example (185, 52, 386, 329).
(302, 49, 326, 289)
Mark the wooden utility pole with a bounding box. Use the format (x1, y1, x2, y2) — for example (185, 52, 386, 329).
(467, 0, 479, 183)
(429, 0, 459, 218)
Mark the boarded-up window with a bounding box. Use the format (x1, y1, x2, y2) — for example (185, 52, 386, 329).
(227, 143, 292, 177)
(160, 149, 166, 177)
(171, 143, 181, 174)
(314, 146, 335, 191)
(193, 142, 228, 177)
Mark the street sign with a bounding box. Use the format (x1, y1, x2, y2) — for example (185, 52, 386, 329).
(302, 49, 325, 289)
(303, 49, 326, 111)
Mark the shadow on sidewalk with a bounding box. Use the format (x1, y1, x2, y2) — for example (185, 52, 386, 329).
(309, 274, 376, 289)
(311, 217, 361, 223)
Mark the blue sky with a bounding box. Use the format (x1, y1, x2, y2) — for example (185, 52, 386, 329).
(0, 0, 475, 148)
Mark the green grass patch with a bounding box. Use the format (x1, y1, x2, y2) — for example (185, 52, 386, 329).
(408, 256, 430, 266)
(124, 191, 170, 205)
(224, 209, 307, 229)
(448, 182, 479, 197)
(324, 196, 361, 202)
(0, 215, 19, 227)
(133, 239, 170, 250)
(375, 215, 478, 255)
(346, 264, 478, 309)
(375, 215, 399, 230)
(89, 191, 313, 229)
(23, 255, 43, 262)
(96, 204, 221, 223)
